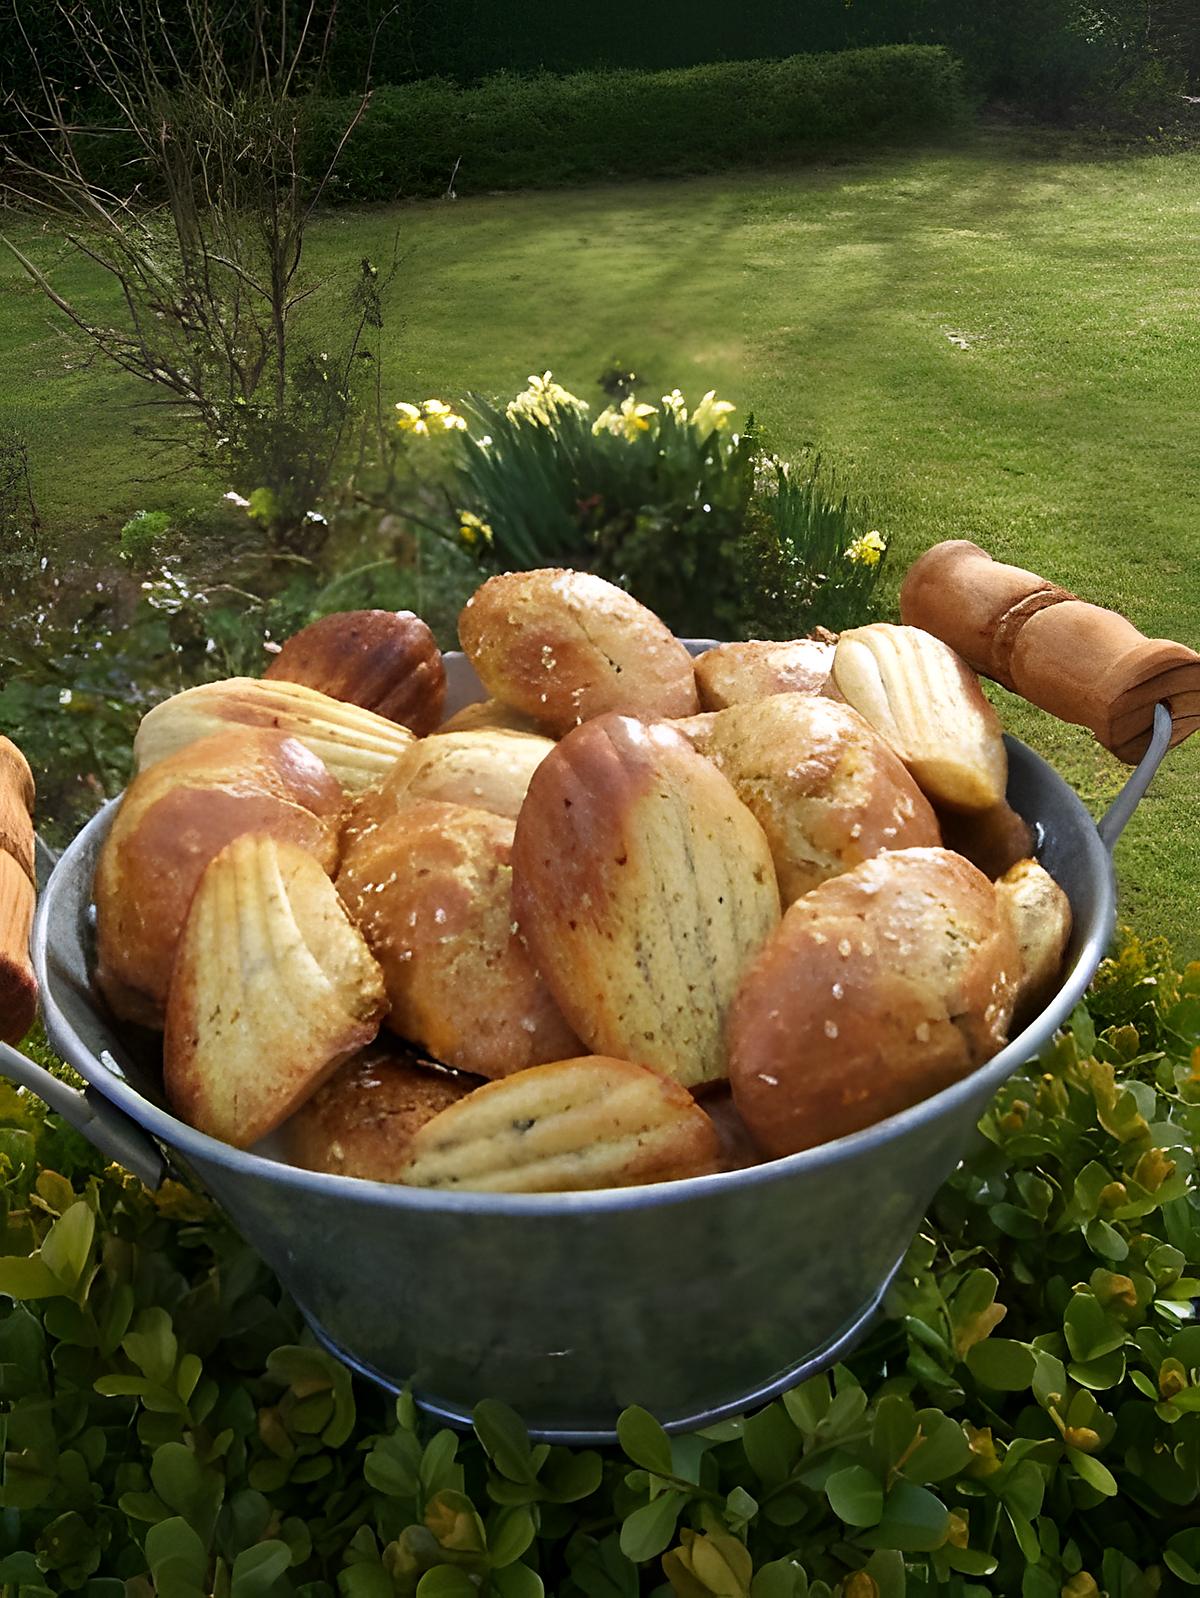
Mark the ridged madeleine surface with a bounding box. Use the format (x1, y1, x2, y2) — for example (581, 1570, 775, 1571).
(94, 728, 344, 1028)
(996, 858, 1073, 1027)
(285, 1045, 476, 1181)
(134, 677, 415, 792)
(458, 569, 699, 735)
(165, 834, 387, 1147)
(265, 609, 446, 735)
(730, 847, 1018, 1157)
(349, 728, 555, 831)
(338, 800, 580, 1078)
(398, 1056, 720, 1192)
(694, 638, 834, 710)
(512, 714, 781, 1088)
(832, 624, 1007, 812)
(693, 695, 940, 903)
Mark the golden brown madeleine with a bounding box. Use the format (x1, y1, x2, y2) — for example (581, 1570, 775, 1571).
(511, 714, 781, 1089)
(437, 698, 552, 736)
(164, 834, 387, 1148)
(458, 569, 699, 735)
(94, 729, 344, 1029)
(696, 695, 941, 904)
(284, 1044, 477, 1181)
(350, 728, 555, 829)
(996, 858, 1073, 1028)
(337, 800, 580, 1078)
(134, 676, 415, 793)
(729, 847, 1018, 1158)
(832, 624, 1007, 812)
(398, 1056, 720, 1193)
(936, 800, 1035, 881)
(694, 638, 835, 711)
(0, 852, 36, 1045)
(265, 609, 446, 736)
(0, 736, 35, 886)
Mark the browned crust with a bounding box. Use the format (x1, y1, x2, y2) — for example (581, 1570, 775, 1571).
(729, 847, 1018, 1157)
(285, 1046, 478, 1179)
(699, 695, 941, 902)
(0, 736, 35, 887)
(0, 851, 36, 1044)
(94, 729, 344, 1029)
(936, 801, 1035, 880)
(265, 610, 446, 735)
(337, 799, 581, 1077)
(694, 639, 835, 711)
(457, 569, 699, 735)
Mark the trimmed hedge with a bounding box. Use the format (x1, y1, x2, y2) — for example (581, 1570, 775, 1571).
(304, 46, 966, 202)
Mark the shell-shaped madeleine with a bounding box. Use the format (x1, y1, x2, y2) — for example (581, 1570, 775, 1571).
(94, 728, 344, 1029)
(164, 834, 387, 1147)
(729, 847, 1019, 1158)
(398, 1056, 720, 1193)
(265, 609, 446, 736)
(284, 1044, 476, 1181)
(458, 569, 699, 735)
(134, 677, 415, 792)
(694, 638, 835, 710)
(349, 728, 555, 832)
(996, 858, 1072, 1027)
(832, 624, 1007, 812)
(695, 694, 941, 903)
(337, 800, 581, 1078)
(511, 714, 781, 1089)
(437, 698, 551, 736)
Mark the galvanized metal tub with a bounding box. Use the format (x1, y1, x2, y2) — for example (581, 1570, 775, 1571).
(2, 651, 1173, 1442)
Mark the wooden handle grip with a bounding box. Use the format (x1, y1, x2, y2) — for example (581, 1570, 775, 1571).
(899, 541, 1200, 765)
(0, 737, 37, 1044)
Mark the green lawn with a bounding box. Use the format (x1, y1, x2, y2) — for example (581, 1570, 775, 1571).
(4, 127, 1199, 955)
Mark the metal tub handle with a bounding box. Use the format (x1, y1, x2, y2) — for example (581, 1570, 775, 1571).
(0, 1038, 165, 1188)
(1098, 701, 1174, 851)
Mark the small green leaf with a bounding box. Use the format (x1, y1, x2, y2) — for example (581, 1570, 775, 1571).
(488, 1505, 536, 1568)
(619, 1491, 686, 1563)
(1068, 1348, 1126, 1390)
(491, 1564, 544, 1598)
(1165, 1530, 1200, 1586)
(967, 1339, 1037, 1392)
(1066, 1447, 1118, 1497)
(145, 1516, 208, 1598)
(616, 1406, 673, 1477)
(0, 1257, 66, 1300)
(38, 1201, 94, 1290)
(825, 1465, 884, 1528)
(1063, 1293, 1126, 1363)
(415, 1569, 478, 1598)
(856, 1481, 948, 1552)
(750, 1558, 808, 1598)
(475, 1399, 537, 1483)
(230, 1541, 291, 1598)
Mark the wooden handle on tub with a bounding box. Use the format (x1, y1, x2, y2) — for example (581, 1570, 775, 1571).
(0, 737, 37, 1044)
(899, 540, 1200, 764)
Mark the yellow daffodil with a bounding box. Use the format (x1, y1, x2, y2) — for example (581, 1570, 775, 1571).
(458, 511, 493, 547)
(691, 390, 736, 434)
(395, 401, 429, 436)
(506, 370, 587, 425)
(845, 529, 887, 567)
(593, 396, 658, 440)
(422, 398, 467, 431)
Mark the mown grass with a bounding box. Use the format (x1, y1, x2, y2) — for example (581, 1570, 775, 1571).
(3, 126, 1198, 954)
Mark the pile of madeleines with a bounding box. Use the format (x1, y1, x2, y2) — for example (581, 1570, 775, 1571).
(91, 567, 1072, 1193)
